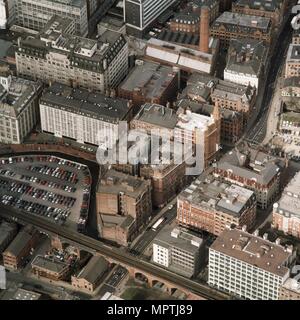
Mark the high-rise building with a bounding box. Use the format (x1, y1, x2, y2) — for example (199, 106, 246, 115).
(124, 0, 178, 37)
(39, 83, 133, 149)
(208, 227, 296, 300)
(14, 0, 89, 36)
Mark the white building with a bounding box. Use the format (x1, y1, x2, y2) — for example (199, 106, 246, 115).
(39, 83, 132, 149)
(14, 0, 88, 36)
(224, 39, 268, 89)
(124, 0, 177, 37)
(16, 16, 128, 94)
(152, 225, 204, 278)
(0, 72, 42, 144)
(208, 227, 296, 300)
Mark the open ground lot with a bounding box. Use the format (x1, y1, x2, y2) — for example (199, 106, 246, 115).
(0, 155, 91, 230)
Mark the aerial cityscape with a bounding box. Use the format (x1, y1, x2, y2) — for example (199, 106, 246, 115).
(0, 0, 300, 304)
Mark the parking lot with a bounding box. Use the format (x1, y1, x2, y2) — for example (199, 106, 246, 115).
(0, 155, 91, 230)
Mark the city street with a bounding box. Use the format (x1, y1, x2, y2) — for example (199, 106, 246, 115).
(245, 15, 293, 145)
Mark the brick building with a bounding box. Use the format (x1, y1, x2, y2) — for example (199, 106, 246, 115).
(3, 226, 39, 270)
(31, 255, 70, 281)
(177, 172, 257, 236)
(210, 12, 272, 46)
(214, 147, 284, 209)
(285, 44, 300, 78)
(118, 60, 178, 112)
(232, 0, 287, 26)
(96, 169, 152, 246)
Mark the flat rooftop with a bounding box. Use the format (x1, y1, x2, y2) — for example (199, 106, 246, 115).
(133, 103, 178, 129)
(98, 169, 150, 198)
(210, 228, 292, 277)
(179, 173, 255, 216)
(31, 255, 69, 273)
(234, 0, 284, 11)
(274, 171, 300, 217)
(40, 83, 130, 123)
(119, 60, 177, 100)
(212, 11, 271, 31)
(153, 224, 203, 255)
(287, 44, 300, 61)
(0, 76, 41, 118)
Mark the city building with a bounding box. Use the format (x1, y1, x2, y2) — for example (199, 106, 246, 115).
(208, 227, 296, 300)
(31, 255, 70, 281)
(16, 15, 128, 93)
(186, 0, 219, 23)
(285, 44, 300, 78)
(210, 12, 272, 46)
(131, 103, 220, 169)
(14, 0, 89, 36)
(224, 39, 268, 89)
(0, 72, 42, 144)
(145, 6, 219, 75)
(0, 221, 17, 254)
(279, 278, 300, 300)
(139, 157, 187, 208)
(152, 225, 205, 278)
(3, 226, 39, 270)
(169, 10, 200, 34)
(124, 0, 177, 37)
(130, 103, 178, 137)
(279, 112, 300, 136)
(39, 83, 132, 149)
(177, 172, 257, 236)
(176, 99, 244, 145)
(232, 0, 287, 26)
(96, 169, 152, 246)
(11, 288, 41, 300)
(2, 288, 42, 300)
(184, 72, 256, 122)
(71, 256, 109, 293)
(174, 106, 220, 168)
(214, 147, 284, 209)
(97, 15, 125, 35)
(281, 77, 300, 112)
(118, 60, 178, 111)
(272, 172, 300, 238)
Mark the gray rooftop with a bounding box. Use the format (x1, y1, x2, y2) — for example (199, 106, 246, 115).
(119, 60, 177, 100)
(75, 255, 108, 283)
(4, 226, 36, 257)
(225, 39, 268, 76)
(40, 83, 130, 123)
(212, 11, 271, 32)
(133, 103, 178, 129)
(234, 0, 284, 12)
(31, 255, 69, 274)
(153, 224, 203, 255)
(217, 147, 282, 185)
(179, 172, 255, 217)
(0, 76, 41, 118)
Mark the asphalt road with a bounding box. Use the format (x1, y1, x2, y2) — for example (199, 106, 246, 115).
(0, 206, 229, 300)
(129, 207, 177, 257)
(246, 17, 293, 145)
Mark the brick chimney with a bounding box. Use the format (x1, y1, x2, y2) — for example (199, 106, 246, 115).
(199, 6, 210, 53)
